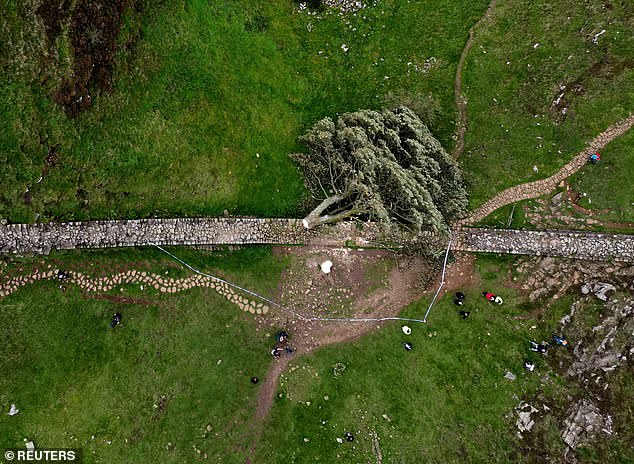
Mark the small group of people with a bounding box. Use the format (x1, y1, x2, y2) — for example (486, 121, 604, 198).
(271, 331, 295, 358)
(451, 290, 505, 319)
(524, 334, 568, 371)
(453, 292, 471, 319)
(482, 291, 504, 305)
(529, 334, 568, 354)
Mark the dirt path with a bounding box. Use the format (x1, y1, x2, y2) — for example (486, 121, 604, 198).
(457, 114, 634, 225)
(452, 0, 498, 159)
(252, 250, 430, 422)
(245, 248, 438, 461)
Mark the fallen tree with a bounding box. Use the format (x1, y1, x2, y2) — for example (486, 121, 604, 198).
(292, 107, 467, 235)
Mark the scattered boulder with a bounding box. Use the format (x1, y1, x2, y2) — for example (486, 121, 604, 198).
(593, 282, 616, 302)
(567, 298, 633, 378)
(561, 400, 613, 449)
(516, 402, 538, 433)
(8, 404, 19, 416)
(551, 191, 565, 205)
(320, 260, 333, 274)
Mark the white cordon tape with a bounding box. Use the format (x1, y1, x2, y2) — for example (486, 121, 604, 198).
(155, 229, 453, 325)
(423, 227, 454, 323)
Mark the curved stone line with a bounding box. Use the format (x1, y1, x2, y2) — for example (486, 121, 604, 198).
(457, 114, 634, 226)
(0, 268, 269, 315)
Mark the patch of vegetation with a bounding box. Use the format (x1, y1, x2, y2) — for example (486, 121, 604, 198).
(474, 201, 529, 229)
(569, 129, 634, 223)
(256, 254, 542, 462)
(0, 0, 488, 223)
(461, 0, 634, 209)
(293, 107, 467, 233)
(0, 246, 288, 463)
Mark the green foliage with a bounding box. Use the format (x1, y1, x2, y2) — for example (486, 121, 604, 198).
(461, 0, 634, 210)
(293, 107, 468, 234)
(0, 0, 487, 222)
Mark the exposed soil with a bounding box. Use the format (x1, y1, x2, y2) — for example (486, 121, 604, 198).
(254, 246, 433, 420)
(37, 0, 72, 42)
(49, 0, 129, 116)
(551, 57, 634, 124)
(562, 180, 634, 230)
(245, 246, 468, 462)
(84, 293, 158, 306)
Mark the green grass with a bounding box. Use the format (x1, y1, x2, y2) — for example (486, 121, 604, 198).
(254, 254, 544, 463)
(3, 249, 633, 462)
(569, 129, 634, 223)
(0, 0, 488, 222)
(474, 201, 529, 229)
(461, 0, 634, 210)
(0, 285, 268, 463)
(0, 246, 287, 464)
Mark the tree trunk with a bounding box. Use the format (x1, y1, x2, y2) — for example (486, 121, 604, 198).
(302, 193, 360, 229)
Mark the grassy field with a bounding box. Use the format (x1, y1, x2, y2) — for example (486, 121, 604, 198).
(0, 247, 286, 464)
(569, 128, 634, 223)
(255, 255, 634, 463)
(0, 0, 488, 223)
(461, 0, 633, 209)
(2, 248, 633, 462)
(254, 255, 545, 463)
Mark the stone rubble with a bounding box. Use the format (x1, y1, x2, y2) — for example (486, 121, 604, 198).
(515, 402, 538, 433)
(561, 400, 613, 449)
(513, 256, 634, 306)
(567, 298, 633, 379)
(581, 282, 616, 301)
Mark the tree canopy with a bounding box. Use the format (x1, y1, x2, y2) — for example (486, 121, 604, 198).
(292, 107, 467, 235)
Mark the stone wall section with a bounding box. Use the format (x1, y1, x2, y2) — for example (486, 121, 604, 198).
(0, 218, 308, 254)
(0, 218, 632, 262)
(452, 228, 634, 263)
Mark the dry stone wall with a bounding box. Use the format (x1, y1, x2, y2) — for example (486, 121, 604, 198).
(452, 228, 634, 263)
(0, 219, 632, 262)
(0, 218, 322, 255)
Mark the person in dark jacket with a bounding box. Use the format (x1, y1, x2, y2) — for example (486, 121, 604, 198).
(109, 312, 122, 328)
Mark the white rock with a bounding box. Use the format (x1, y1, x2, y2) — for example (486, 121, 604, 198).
(8, 404, 19, 416)
(321, 261, 333, 274)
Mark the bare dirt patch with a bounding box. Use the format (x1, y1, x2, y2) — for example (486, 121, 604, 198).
(84, 293, 158, 307)
(255, 247, 424, 417)
(51, 0, 128, 116)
